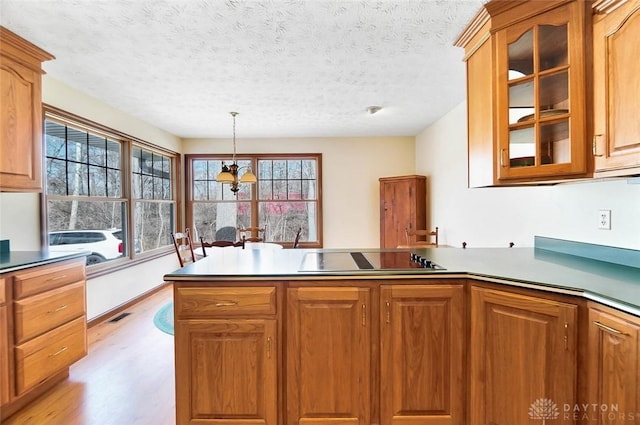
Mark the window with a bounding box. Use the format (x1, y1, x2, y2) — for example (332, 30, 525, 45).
(188, 154, 322, 247)
(44, 108, 178, 267)
(131, 147, 175, 255)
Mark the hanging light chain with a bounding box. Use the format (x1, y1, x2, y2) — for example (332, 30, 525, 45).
(230, 111, 238, 164)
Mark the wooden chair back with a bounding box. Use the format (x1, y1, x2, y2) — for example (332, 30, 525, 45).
(404, 227, 438, 247)
(199, 237, 245, 256)
(293, 227, 302, 248)
(238, 226, 265, 243)
(171, 228, 197, 267)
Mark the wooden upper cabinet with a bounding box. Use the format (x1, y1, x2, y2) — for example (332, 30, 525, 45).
(379, 175, 426, 249)
(456, 1, 591, 187)
(0, 26, 54, 192)
(592, 0, 640, 176)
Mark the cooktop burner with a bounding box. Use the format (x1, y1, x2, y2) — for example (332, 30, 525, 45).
(299, 250, 445, 272)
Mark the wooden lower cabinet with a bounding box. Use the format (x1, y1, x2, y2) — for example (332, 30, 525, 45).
(1, 257, 87, 420)
(380, 284, 465, 425)
(287, 286, 371, 425)
(173, 285, 279, 425)
(286, 280, 465, 425)
(172, 279, 640, 425)
(470, 285, 578, 425)
(586, 303, 640, 424)
(175, 319, 277, 425)
(0, 302, 9, 405)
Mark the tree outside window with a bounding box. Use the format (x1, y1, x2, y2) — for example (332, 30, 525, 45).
(188, 154, 321, 247)
(44, 110, 178, 266)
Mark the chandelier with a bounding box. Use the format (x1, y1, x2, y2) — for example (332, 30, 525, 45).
(215, 112, 257, 194)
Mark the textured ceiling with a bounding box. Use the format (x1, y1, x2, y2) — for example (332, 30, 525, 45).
(0, 0, 484, 139)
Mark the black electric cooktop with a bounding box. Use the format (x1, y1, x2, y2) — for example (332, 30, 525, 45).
(299, 250, 445, 272)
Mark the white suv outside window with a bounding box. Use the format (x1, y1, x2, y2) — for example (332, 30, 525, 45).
(48, 229, 124, 265)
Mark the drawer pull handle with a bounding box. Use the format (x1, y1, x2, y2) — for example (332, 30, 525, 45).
(214, 301, 238, 307)
(48, 305, 68, 314)
(47, 275, 67, 282)
(49, 346, 69, 358)
(593, 321, 627, 335)
(267, 337, 272, 359)
(385, 301, 391, 324)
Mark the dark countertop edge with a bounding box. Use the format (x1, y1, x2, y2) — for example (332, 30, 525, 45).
(165, 270, 640, 318)
(0, 250, 89, 274)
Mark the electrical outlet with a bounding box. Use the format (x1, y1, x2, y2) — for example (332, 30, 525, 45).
(598, 210, 611, 230)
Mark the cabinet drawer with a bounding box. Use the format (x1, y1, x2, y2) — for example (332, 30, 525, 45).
(176, 287, 276, 318)
(14, 281, 86, 344)
(0, 276, 5, 305)
(13, 258, 85, 299)
(15, 316, 86, 395)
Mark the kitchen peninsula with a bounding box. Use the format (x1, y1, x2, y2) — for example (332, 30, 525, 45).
(164, 238, 640, 425)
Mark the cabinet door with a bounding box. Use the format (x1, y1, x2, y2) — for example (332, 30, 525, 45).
(380, 284, 465, 425)
(287, 287, 370, 425)
(593, 0, 640, 175)
(495, 1, 588, 181)
(174, 319, 277, 425)
(587, 305, 640, 422)
(470, 286, 577, 425)
(0, 303, 9, 405)
(380, 176, 426, 249)
(0, 28, 52, 192)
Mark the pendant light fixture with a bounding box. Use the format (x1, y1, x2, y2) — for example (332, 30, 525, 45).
(215, 112, 257, 194)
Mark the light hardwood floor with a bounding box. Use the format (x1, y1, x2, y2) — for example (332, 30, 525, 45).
(4, 285, 175, 425)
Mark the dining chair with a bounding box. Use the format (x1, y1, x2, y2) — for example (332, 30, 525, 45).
(404, 227, 438, 247)
(214, 226, 237, 242)
(199, 236, 245, 256)
(171, 228, 199, 267)
(238, 226, 265, 243)
(293, 227, 302, 248)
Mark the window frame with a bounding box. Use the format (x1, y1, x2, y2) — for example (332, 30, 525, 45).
(43, 105, 181, 275)
(186, 153, 322, 248)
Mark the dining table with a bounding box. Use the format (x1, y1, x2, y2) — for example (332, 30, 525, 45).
(243, 242, 283, 250)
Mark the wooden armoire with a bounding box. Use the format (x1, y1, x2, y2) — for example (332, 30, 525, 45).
(379, 175, 427, 248)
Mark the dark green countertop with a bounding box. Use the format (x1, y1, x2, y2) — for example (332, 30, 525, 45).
(0, 250, 89, 274)
(164, 244, 640, 317)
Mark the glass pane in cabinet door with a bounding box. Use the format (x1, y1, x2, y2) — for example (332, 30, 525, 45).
(509, 126, 535, 167)
(539, 71, 569, 111)
(539, 24, 567, 72)
(540, 119, 570, 165)
(508, 29, 534, 78)
(509, 79, 535, 124)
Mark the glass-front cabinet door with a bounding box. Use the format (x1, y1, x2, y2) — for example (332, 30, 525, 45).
(495, 1, 588, 181)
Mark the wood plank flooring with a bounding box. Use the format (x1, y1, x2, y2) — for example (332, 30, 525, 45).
(3, 285, 175, 425)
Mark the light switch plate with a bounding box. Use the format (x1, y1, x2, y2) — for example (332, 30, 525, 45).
(598, 210, 611, 230)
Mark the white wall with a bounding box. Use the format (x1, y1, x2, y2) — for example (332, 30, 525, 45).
(183, 136, 416, 248)
(0, 77, 184, 251)
(416, 102, 640, 249)
(0, 78, 186, 320)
